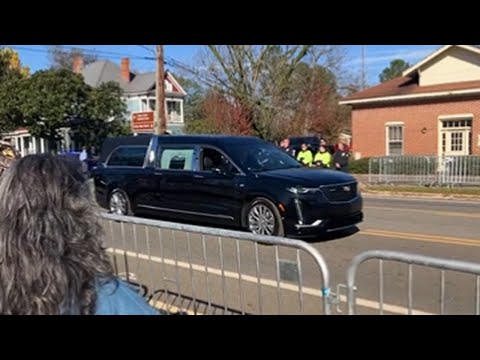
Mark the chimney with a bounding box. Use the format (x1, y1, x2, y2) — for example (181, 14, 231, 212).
(121, 58, 131, 82)
(72, 55, 84, 74)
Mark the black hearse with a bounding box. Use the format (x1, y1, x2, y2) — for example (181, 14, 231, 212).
(93, 135, 363, 237)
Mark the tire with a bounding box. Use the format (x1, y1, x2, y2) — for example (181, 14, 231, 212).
(108, 189, 133, 216)
(246, 198, 284, 237)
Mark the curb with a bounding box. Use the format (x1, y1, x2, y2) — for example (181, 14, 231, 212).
(362, 190, 480, 202)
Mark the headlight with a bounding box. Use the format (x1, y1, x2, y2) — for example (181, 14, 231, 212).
(287, 187, 318, 195)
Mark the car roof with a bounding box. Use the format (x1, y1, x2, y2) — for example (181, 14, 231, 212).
(155, 135, 261, 147)
(99, 134, 265, 162)
(99, 135, 152, 163)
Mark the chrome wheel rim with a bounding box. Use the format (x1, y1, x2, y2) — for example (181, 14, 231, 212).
(109, 192, 127, 215)
(248, 204, 276, 236)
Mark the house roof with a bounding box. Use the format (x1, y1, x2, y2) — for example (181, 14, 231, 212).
(82, 61, 129, 88)
(81, 60, 187, 97)
(402, 45, 480, 77)
(340, 45, 480, 106)
(342, 77, 480, 102)
(126, 72, 155, 93)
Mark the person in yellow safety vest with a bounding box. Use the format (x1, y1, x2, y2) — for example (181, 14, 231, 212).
(296, 143, 313, 167)
(313, 145, 332, 169)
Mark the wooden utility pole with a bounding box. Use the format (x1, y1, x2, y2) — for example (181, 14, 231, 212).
(155, 45, 167, 135)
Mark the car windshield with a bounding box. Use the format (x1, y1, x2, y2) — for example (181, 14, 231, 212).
(230, 142, 303, 172)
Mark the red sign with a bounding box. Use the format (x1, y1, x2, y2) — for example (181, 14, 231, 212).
(132, 111, 154, 133)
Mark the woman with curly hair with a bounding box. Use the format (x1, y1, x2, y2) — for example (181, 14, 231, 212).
(0, 154, 159, 315)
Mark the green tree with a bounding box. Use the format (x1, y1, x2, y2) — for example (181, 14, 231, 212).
(0, 47, 30, 79)
(20, 69, 128, 152)
(379, 59, 411, 83)
(0, 47, 30, 133)
(48, 45, 98, 70)
(20, 69, 89, 152)
(173, 74, 205, 122)
(71, 82, 129, 149)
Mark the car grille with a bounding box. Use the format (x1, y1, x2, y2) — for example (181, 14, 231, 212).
(320, 182, 358, 202)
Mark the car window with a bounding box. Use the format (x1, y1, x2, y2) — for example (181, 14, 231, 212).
(201, 147, 239, 174)
(159, 148, 195, 171)
(107, 146, 147, 167)
(231, 142, 303, 172)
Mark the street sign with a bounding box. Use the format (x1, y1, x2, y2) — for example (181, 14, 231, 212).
(132, 111, 154, 133)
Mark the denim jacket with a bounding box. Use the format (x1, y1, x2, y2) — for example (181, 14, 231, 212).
(95, 279, 160, 315)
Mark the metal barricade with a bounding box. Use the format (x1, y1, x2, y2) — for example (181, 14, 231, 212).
(346, 250, 480, 315)
(368, 156, 480, 186)
(101, 213, 332, 315)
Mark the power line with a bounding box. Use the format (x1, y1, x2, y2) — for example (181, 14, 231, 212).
(138, 45, 156, 55)
(10, 45, 155, 61)
(54, 45, 156, 60)
(8, 45, 211, 83)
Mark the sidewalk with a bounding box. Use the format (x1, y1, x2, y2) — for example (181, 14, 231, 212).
(361, 189, 480, 202)
(354, 175, 480, 201)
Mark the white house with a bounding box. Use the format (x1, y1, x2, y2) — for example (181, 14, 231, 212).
(77, 57, 187, 134)
(2, 57, 187, 157)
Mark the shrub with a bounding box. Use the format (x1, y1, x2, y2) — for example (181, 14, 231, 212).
(349, 158, 370, 174)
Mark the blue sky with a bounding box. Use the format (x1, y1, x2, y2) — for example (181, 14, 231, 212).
(9, 45, 441, 86)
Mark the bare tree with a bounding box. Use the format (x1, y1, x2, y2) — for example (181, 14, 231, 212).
(196, 45, 346, 140)
(48, 46, 98, 70)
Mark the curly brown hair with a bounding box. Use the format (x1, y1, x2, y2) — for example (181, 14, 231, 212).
(0, 154, 114, 315)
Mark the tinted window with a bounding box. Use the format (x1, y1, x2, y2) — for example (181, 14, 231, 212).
(230, 142, 303, 172)
(290, 137, 320, 147)
(159, 148, 195, 171)
(107, 146, 147, 167)
(201, 147, 239, 174)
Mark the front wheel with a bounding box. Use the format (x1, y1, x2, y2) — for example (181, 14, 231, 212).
(246, 198, 284, 237)
(109, 189, 132, 216)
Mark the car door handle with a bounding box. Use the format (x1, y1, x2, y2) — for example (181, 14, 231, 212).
(193, 174, 204, 179)
(154, 171, 163, 176)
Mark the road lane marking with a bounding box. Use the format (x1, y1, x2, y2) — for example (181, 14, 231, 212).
(107, 248, 434, 315)
(150, 299, 200, 315)
(365, 206, 480, 219)
(361, 229, 480, 248)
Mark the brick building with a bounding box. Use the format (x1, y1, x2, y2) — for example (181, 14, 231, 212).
(340, 45, 480, 159)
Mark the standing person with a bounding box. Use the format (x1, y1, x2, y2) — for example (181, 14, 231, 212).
(333, 142, 350, 173)
(281, 138, 296, 158)
(297, 143, 313, 167)
(320, 138, 335, 155)
(90, 146, 97, 158)
(313, 145, 333, 169)
(79, 146, 88, 162)
(79, 146, 89, 176)
(0, 154, 160, 315)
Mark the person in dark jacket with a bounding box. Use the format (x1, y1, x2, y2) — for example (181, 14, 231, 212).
(320, 139, 335, 155)
(280, 138, 296, 158)
(0, 154, 160, 315)
(333, 142, 350, 173)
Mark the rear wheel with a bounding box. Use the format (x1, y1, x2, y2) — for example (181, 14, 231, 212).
(246, 198, 284, 237)
(109, 189, 132, 216)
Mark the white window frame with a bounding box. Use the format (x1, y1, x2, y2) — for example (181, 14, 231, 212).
(125, 97, 142, 118)
(437, 114, 473, 156)
(385, 122, 404, 156)
(166, 99, 184, 124)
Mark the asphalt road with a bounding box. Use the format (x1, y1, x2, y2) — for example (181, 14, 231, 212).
(101, 195, 480, 315)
